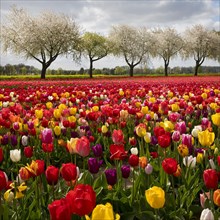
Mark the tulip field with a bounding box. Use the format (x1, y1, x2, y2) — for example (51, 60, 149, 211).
(0, 76, 220, 220)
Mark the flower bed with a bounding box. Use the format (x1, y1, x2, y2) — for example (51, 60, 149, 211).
(0, 76, 220, 220)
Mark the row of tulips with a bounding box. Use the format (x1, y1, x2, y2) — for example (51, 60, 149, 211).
(0, 76, 220, 219)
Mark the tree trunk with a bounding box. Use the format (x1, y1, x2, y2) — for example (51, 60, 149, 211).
(89, 59, 93, 78)
(194, 61, 200, 76)
(164, 62, 169, 77)
(41, 64, 47, 79)
(129, 66, 134, 77)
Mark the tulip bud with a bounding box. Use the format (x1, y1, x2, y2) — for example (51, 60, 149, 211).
(121, 165, 130, 179)
(145, 163, 153, 174)
(200, 208, 214, 220)
(105, 168, 117, 186)
(209, 159, 216, 170)
(21, 135, 28, 146)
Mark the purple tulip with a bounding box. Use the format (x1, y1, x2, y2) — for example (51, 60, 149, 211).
(10, 135, 18, 146)
(105, 168, 117, 186)
(151, 136, 158, 145)
(121, 165, 130, 179)
(71, 131, 79, 138)
(1, 135, 9, 145)
(88, 158, 102, 174)
(41, 128, 53, 144)
(92, 144, 103, 157)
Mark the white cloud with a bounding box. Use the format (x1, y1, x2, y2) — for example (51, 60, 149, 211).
(1, 0, 219, 70)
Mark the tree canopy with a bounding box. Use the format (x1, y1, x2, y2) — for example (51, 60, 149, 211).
(181, 24, 219, 76)
(81, 32, 110, 78)
(1, 6, 81, 79)
(109, 25, 151, 77)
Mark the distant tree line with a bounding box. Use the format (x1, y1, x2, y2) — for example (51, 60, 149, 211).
(0, 63, 219, 76)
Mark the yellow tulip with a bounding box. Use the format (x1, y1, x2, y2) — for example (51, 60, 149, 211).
(149, 97, 156, 103)
(211, 113, 220, 127)
(196, 153, 204, 163)
(85, 203, 120, 220)
(171, 103, 179, 112)
(54, 126, 61, 136)
(145, 186, 165, 209)
(46, 102, 53, 109)
(210, 103, 218, 110)
(183, 95, 189, 101)
(70, 107, 77, 115)
(58, 103, 67, 111)
(144, 132, 151, 143)
(136, 124, 147, 137)
(66, 138, 78, 154)
(177, 144, 189, 157)
(141, 106, 149, 114)
(168, 91, 173, 98)
(101, 125, 108, 134)
(53, 109, 61, 119)
(35, 109, 43, 119)
(198, 130, 215, 147)
(119, 90, 124, 96)
(4, 182, 27, 201)
(4, 190, 14, 202)
(135, 102, 141, 108)
(160, 121, 174, 132)
(68, 116, 76, 123)
(92, 106, 99, 112)
(201, 93, 207, 99)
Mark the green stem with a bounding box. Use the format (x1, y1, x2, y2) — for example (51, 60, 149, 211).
(171, 175, 176, 212)
(155, 209, 159, 220)
(131, 168, 135, 204)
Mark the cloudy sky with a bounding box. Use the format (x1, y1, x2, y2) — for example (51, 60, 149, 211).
(0, 0, 219, 71)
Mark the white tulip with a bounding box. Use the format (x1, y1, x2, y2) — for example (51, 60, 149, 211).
(183, 155, 196, 168)
(130, 147, 138, 155)
(200, 208, 214, 220)
(21, 135, 28, 146)
(10, 149, 21, 162)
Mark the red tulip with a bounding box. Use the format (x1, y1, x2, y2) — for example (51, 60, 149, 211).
(42, 143, 54, 153)
(158, 134, 171, 148)
(153, 126, 165, 138)
(203, 169, 218, 190)
(0, 170, 8, 190)
(109, 144, 127, 160)
(46, 165, 59, 185)
(128, 154, 139, 167)
(112, 129, 124, 145)
(36, 160, 45, 176)
(60, 163, 77, 182)
(66, 184, 96, 216)
(24, 146, 33, 158)
(162, 158, 178, 175)
(48, 198, 71, 220)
